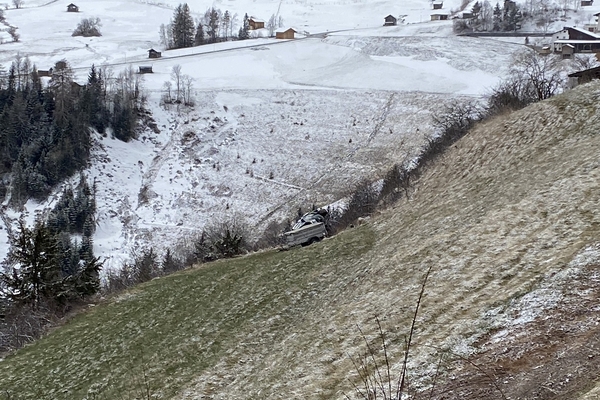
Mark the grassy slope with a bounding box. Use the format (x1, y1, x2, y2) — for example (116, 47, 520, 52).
(2, 81, 600, 399)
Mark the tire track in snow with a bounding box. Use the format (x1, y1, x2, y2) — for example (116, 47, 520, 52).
(137, 121, 184, 207)
(257, 92, 396, 224)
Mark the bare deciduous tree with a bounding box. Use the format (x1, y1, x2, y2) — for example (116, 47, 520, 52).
(72, 17, 102, 37)
(182, 75, 195, 106)
(510, 49, 564, 101)
(171, 64, 182, 103)
(267, 14, 277, 37)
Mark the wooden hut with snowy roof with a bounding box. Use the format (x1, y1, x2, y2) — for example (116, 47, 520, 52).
(249, 17, 265, 30)
(275, 28, 297, 39)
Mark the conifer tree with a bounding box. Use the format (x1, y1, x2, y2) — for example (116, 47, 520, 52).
(238, 13, 250, 40)
(206, 7, 220, 43)
(1, 219, 61, 308)
(161, 248, 181, 273)
(222, 10, 231, 40)
(171, 3, 195, 49)
(194, 21, 205, 45)
(492, 2, 503, 31)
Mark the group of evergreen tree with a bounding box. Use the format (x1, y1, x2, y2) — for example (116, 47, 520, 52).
(1, 175, 101, 310)
(492, 0, 523, 31)
(160, 4, 240, 49)
(0, 57, 143, 204)
(456, 0, 523, 32)
(160, 4, 280, 50)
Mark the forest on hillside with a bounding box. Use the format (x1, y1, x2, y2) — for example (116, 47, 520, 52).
(0, 57, 144, 203)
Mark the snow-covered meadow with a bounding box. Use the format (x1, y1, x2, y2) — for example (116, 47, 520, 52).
(0, 0, 591, 270)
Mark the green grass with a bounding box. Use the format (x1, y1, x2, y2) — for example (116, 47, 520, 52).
(3, 83, 600, 399)
(0, 226, 375, 400)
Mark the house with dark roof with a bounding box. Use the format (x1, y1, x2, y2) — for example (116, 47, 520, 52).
(568, 65, 600, 86)
(384, 15, 397, 26)
(148, 49, 162, 59)
(67, 3, 79, 12)
(553, 26, 600, 57)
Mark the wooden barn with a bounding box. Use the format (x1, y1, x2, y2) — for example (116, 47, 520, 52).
(431, 13, 449, 20)
(139, 66, 153, 74)
(384, 15, 397, 26)
(37, 69, 52, 77)
(67, 3, 79, 12)
(275, 28, 296, 39)
(432, 1, 443, 9)
(248, 17, 265, 30)
(581, 0, 593, 6)
(148, 49, 162, 59)
(568, 65, 600, 85)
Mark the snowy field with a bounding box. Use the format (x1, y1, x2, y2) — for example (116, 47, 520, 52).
(0, 0, 592, 270)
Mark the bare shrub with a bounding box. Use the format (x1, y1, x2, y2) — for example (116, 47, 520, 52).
(453, 19, 471, 34)
(375, 100, 481, 212)
(72, 17, 102, 37)
(378, 163, 413, 206)
(103, 248, 159, 293)
(254, 219, 289, 250)
(486, 77, 537, 116)
(0, 302, 54, 354)
(346, 266, 433, 400)
(415, 101, 482, 171)
(573, 53, 600, 70)
(7, 26, 19, 42)
(329, 181, 379, 235)
(104, 263, 136, 293)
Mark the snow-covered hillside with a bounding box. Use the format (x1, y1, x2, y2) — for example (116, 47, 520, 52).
(0, 0, 590, 270)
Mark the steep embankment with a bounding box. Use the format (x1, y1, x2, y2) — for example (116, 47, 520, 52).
(1, 82, 600, 399)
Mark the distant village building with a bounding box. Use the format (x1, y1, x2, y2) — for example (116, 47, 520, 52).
(37, 69, 52, 77)
(384, 15, 397, 26)
(432, 1, 443, 9)
(561, 43, 575, 58)
(275, 28, 296, 39)
(148, 49, 162, 59)
(248, 17, 265, 30)
(581, 0, 593, 6)
(568, 65, 600, 86)
(552, 26, 600, 57)
(430, 13, 449, 21)
(139, 66, 153, 74)
(590, 12, 600, 33)
(67, 3, 79, 12)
